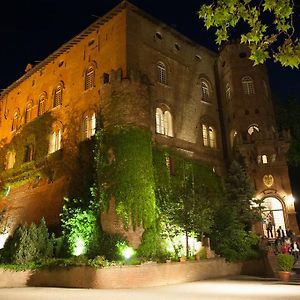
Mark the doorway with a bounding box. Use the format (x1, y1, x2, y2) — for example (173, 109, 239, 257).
(262, 197, 285, 238)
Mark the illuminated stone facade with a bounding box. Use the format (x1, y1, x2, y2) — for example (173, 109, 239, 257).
(0, 1, 298, 240)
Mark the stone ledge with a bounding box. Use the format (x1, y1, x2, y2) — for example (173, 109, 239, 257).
(0, 258, 242, 289)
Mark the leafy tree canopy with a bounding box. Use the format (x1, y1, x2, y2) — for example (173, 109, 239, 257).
(199, 0, 300, 68)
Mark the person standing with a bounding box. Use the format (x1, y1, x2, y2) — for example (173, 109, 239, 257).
(277, 226, 285, 243)
(266, 221, 273, 238)
(291, 241, 300, 261)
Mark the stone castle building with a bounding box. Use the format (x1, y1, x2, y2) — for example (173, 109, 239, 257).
(0, 1, 298, 244)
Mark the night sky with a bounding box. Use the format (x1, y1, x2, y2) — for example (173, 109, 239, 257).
(1, 0, 300, 219)
(1, 0, 300, 98)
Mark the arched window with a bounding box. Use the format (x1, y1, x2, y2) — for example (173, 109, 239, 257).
(11, 110, 20, 131)
(155, 108, 164, 134)
(257, 154, 268, 164)
(25, 102, 33, 124)
(5, 150, 16, 170)
(155, 107, 173, 137)
(201, 80, 210, 102)
(157, 62, 167, 85)
(262, 197, 286, 236)
(242, 76, 255, 95)
(164, 110, 173, 137)
(82, 112, 96, 140)
(49, 126, 62, 154)
(202, 124, 216, 148)
(248, 124, 260, 135)
(53, 83, 63, 107)
(208, 126, 216, 148)
(262, 154, 268, 164)
(85, 66, 95, 90)
(225, 83, 231, 101)
(38, 93, 46, 116)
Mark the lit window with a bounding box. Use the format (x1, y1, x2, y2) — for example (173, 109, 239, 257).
(262, 154, 268, 164)
(82, 112, 96, 140)
(242, 76, 255, 95)
(208, 126, 216, 148)
(202, 124, 208, 146)
(25, 102, 33, 124)
(155, 108, 164, 134)
(248, 124, 259, 135)
(85, 66, 95, 90)
(49, 128, 62, 154)
(54, 84, 63, 107)
(202, 124, 216, 148)
(11, 110, 20, 131)
(157, 62, 167, 85)
(164, 111, 173, 137)
(5, 150, 16, 170)
(201, 81, 209, 102)
(225, 83, 231, 101)
(38, 94, 46, 116)
(155, 108, 173, 137)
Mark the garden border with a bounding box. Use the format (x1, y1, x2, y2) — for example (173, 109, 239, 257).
(0, 258, 242, 288)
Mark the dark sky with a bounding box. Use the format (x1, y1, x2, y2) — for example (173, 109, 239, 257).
(1, 0, 300, 221)
(1, 0, 299, 99)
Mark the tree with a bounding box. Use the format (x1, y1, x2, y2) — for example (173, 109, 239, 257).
(163, 161, 220, 258)
(225, 160, 262, 228)
(199, 0, 300, 68)
(209, 161, 261, 261)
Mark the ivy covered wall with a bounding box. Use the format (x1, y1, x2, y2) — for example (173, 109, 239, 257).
(95, 125, 157, 231)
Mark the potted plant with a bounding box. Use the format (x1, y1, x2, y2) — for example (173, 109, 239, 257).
(276, 253, 294, 282)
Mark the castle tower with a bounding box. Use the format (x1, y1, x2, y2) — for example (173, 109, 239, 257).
(218, 42, 299, 236)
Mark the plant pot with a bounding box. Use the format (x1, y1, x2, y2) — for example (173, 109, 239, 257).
(278, 271, 291, 282)
(179, 256, 186, 262)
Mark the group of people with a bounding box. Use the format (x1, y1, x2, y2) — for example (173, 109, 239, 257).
(269, 225, 300, 260)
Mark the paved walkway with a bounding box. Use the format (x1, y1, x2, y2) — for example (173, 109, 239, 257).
(1, 276, 300, 300)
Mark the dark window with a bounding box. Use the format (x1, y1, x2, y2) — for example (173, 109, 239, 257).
(103, 73, 110, 84)
(24, 144, 34, 162)
(155, 32, 162, 40)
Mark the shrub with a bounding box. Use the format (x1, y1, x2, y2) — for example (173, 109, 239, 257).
(1, 218, 53, 264)
(277, 254, 294, 272)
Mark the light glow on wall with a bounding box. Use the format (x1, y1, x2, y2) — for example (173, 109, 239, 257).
(0, 232, 9, 249)
(73, 237, 85, 256)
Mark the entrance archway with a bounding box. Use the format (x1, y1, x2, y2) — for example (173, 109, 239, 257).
(262, 197, 285, 238)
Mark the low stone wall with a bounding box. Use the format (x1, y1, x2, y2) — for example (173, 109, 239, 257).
(0, 258, 242, 289)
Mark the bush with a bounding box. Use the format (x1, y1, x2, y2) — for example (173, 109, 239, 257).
(1, 218, 53, 264)
(277, 254, 294, 272)
(98, 232, 125, 261)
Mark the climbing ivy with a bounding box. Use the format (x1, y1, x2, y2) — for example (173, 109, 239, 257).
(94, 125, 157, 230)
(0, 113, 58, 190)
